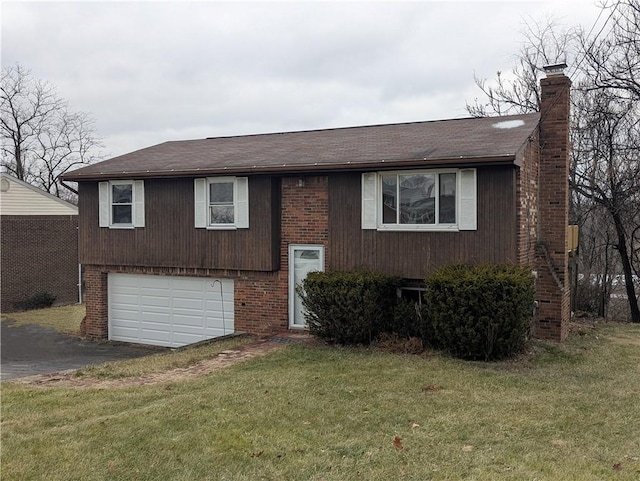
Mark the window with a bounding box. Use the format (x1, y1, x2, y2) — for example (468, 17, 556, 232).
(381, 171, 456, 226)
(98, 180, 145, 228)
(397, 286, 426, 306)
(209, 179, 235, 224)
(361, 169, 476, 231)
(194, 177, 249, 229)
(111, 182, 133, 225)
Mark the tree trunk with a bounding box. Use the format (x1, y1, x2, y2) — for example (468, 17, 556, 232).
(14, 134, 24, 180)
(613, 211, 640, 323)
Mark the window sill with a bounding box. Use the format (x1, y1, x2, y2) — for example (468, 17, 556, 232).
(377, 225, 459, 232)
(206, 225, 238, 231)
(108, 224, 136, 229)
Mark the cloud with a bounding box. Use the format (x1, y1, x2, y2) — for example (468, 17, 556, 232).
(2, 1, 601, 158)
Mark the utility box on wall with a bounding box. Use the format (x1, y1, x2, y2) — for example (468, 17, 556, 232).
(568, 225, 579, 254)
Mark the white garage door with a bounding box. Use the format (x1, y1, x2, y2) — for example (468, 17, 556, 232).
(108, 274, 234, 348)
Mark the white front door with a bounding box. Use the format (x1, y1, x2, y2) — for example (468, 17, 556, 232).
(289, 245, 324, 328)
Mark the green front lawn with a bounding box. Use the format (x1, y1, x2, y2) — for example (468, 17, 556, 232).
(2, 322, 640, 480)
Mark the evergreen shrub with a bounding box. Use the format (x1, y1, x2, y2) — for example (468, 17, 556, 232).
(13, 292, 56, 311)
(424, 264, 535, 360)
(392, 298, 427, 340)
(298, 271, 402, 345)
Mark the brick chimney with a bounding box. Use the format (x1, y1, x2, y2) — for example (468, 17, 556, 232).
(535, 63, 571, 340)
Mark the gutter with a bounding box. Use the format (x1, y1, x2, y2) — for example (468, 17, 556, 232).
(62, 154, 517, 181)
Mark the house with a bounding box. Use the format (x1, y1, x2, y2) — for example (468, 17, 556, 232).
(0, 173, 79, 312)
(63, 67, 571, 348)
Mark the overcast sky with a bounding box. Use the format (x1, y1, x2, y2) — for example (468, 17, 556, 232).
(2, 1, 602, 161)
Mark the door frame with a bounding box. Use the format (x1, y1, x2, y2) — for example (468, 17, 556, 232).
(288, 244, 325, 328)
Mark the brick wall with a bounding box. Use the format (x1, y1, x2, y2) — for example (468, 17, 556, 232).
(517, 131, 539, 267)
(82, 175, 330, 340)
(534, 73, 572, 340)
(279, 175, 329, 284)
(83, 267, 107, 338)
(1, 215, 79, 313)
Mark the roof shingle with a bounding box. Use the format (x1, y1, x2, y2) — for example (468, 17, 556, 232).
(64, 113, 540, 180)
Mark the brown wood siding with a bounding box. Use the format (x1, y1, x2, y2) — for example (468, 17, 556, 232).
(270, 177, 281, 270)
(328, 166, 518, 279)
(79, 177, 278, 271)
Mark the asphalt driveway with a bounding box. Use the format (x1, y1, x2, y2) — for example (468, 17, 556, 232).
(0, 319, 161, 380)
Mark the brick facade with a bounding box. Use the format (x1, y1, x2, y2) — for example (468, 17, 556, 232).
(534, 73, 572, 340)
(83, 267, 107, 338)
(516, 132, 539, 267)
(1, 215, 79, 313)
(82, 175, 330, 340)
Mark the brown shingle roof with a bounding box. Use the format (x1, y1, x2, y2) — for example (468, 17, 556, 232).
(64, 113, 540, 180)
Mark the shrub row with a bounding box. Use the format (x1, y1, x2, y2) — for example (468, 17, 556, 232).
(298, 264, 535, 361)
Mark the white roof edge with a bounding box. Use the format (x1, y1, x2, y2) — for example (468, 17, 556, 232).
(0, 172, 78, 213)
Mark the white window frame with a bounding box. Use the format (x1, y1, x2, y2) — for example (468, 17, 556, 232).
(99, 180, 145, 229)
(361, 168, 476, 232)
(194, 176, 249, 230)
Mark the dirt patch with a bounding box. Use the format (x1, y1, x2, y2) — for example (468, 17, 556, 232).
(9, 339, 287, 389)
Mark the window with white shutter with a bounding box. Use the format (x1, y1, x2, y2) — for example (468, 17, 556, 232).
(194, 176, 249, 229)
(361, 169, 476, 231)
(99, 180, 145, 229)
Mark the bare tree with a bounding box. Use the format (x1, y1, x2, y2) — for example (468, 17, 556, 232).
(1, 63, 102, 199)
(571, 88, 640, 322)
(574, 0, 640, 322)
(633, 224, 640, 278)
(581, 0, 640, 100)
(466, 17, 576, 117)
(465, 4, 640, 322)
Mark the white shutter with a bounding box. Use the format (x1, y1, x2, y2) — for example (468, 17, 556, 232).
(458, 169, 477, 231)
(133, 180, 145, 227)
(99, 181, 110, 227)
(235, 177, 249, 228)
(194, 178, 207, 228)
(361, 172, 377, 229)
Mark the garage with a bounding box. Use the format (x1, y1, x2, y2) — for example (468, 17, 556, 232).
(108, 274, 234, 348)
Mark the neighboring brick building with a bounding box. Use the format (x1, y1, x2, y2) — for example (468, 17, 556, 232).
(0, 174, 79, 313)
(64, 67, 572, 347)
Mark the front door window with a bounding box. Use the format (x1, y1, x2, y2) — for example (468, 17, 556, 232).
(289, 245, 324, 328)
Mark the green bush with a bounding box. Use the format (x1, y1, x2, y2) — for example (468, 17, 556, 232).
(424, 264, 535, 361)
(391, 299, 428, 340)
(298, 271, 402, 345)
(13, 292, 56, 311)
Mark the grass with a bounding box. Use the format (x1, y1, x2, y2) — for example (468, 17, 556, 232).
(2, 322, 640, 480)
(1, 304, 85, 335)
(73, 335, 254, 379)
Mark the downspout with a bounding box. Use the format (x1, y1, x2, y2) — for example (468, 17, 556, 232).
(66, 179, 82, 304)
(60, 180, 78, 197)
(78, 263, 83, 304)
